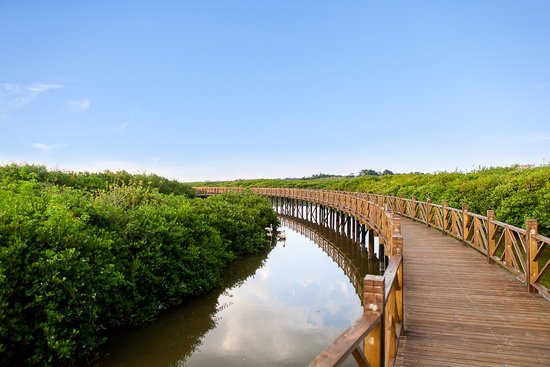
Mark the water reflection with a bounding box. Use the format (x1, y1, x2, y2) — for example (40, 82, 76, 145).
(102, 216, 380, 367)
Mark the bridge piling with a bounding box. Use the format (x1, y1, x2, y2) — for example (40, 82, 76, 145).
(368, 230, 375, 259)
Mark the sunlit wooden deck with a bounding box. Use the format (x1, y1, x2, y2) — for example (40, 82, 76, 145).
(396, 218, 550, 367)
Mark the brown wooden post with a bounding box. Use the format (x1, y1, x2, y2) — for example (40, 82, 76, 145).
(363, 275, 385, 367)
(487, 210, 495, 264)
(442, 200, 448, 233)
(393, 235, 403, 256)
(426, 198, 431, 226)
(411, 196, 417, 219)
(462, 203, 469, 241)
(526, 219, 539, 293)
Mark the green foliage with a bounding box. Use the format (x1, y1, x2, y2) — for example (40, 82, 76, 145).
(0, 168, 277, 365)
(0, 163, 195, 198)
(194, 191, 279, 256)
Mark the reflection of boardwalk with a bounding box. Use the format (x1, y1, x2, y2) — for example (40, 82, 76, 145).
(396, 218, 550, 366)
(280, 216, 380, 301)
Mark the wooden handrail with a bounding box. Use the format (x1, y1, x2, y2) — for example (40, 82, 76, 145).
(308, 255, 404, 367)
(309, 313, 382, 367)
(370, 193, 549, 299)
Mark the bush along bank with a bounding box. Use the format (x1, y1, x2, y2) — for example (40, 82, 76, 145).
(0, 175, 278, 366)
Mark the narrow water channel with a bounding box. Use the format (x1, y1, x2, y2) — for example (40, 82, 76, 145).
(102, 216, 382, 366)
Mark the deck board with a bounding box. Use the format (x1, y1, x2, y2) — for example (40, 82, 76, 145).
(395, 218, 550, 366)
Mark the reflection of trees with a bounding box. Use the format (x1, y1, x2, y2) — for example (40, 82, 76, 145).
(101, 243, 276, 367)
(280, 215, 381, 302)
(102, 214, 382, 367)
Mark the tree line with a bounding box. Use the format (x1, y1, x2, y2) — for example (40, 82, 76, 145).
(194, 165, 550, 236)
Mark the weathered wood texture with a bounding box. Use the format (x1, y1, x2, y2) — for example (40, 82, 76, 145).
(396, 218, 550, 367)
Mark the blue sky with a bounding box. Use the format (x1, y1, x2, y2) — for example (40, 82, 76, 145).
(1, 1, 549, 181)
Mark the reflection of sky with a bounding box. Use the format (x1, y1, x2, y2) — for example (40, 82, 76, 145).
(181, 226, 363, 367)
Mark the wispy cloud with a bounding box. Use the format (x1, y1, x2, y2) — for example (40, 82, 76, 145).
(68, 98, 91, 110)
(112, 110, 138, 131)
(112, 122, 129, 131)
(26, 83, 62, 94)
(32, 143, 65, 152)
(0, 82, 62, 118)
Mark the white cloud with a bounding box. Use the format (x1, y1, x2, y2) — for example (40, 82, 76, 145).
(32, 143, 65, 152)
(26, 83, 62, 94)
(0, 82, 62, 117)
(68, 98, 90, 110)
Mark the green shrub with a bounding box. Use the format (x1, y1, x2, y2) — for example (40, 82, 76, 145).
(0, 170, 277, 366)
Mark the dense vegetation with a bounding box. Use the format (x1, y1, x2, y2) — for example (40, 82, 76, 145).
(0, 165, 277, 366)
(194, 166, 550, 236)
(0, 163, 195, 197)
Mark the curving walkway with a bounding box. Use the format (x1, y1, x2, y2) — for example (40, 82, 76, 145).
(396, 218, 550, 367)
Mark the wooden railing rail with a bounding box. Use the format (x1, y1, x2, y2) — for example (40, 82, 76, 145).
(366, 193, 550, 298)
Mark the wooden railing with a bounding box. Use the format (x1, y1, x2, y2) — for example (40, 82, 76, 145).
(365, 194, 550, 299)
(309, 255, 403, 367)
(194, 187, 405, 366)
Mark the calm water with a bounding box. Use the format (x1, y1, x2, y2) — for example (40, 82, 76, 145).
(102, 217, 381, 367)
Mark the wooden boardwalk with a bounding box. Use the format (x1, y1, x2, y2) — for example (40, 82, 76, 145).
(396, 218, 550, 367)
(195, 187, 550, 366)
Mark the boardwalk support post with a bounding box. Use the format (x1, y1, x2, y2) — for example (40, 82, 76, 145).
(526, 219, 539, 293)
(368, 229, 375, 259)
(363, 275, 385, 367)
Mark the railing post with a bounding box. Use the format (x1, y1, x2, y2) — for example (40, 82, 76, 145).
(487, 210, 495, 264)
(426, 198, 431, 227)
(411, 196, 416, 219)
(363, 275, 385, 367)
(526, 219, 539, 293)
(462, 203, 469, 241)
(442, 200, 448, 233)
